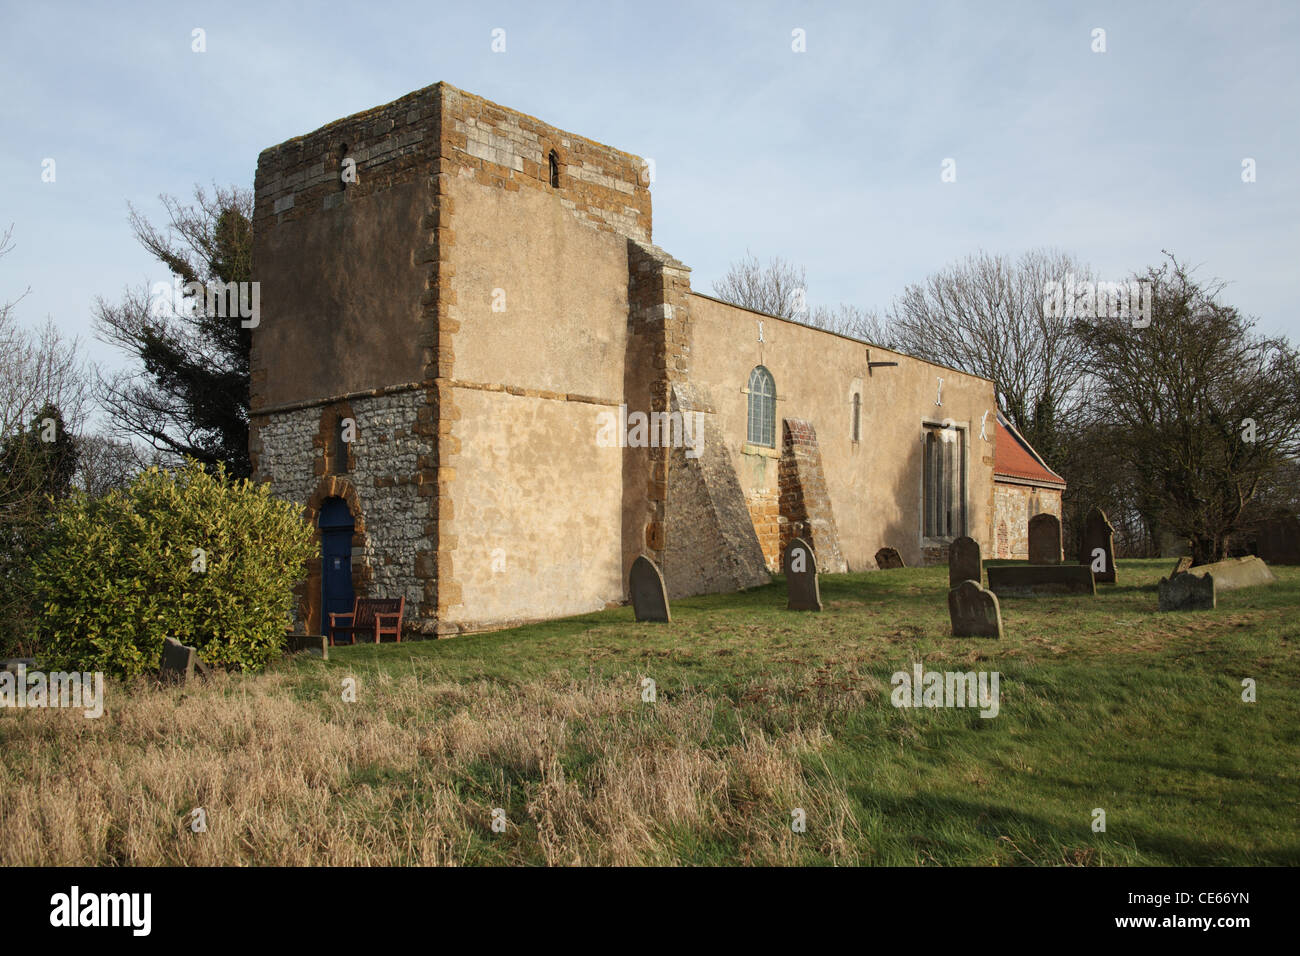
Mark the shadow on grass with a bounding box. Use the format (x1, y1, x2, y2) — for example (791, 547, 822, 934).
(849, 787, 1300, 865)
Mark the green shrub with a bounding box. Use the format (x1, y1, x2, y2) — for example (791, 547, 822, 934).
(30, 461, 314, 678)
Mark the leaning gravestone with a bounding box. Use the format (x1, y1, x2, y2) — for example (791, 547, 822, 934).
(1158, 571, 1216, 611)
(875, 547, 905, 570)
(1184, 555, 1275, 592)
(1079, 506, 1117, 584)
(159, 637, 206, 684)
(784, 537, 822, 611)
(947, 580, 1004, 638)
(629, 555, 671, 622)
(949, 536, 982, 589)
(1172, 556, 1193, 576)
(1028, 513, 1062, 565)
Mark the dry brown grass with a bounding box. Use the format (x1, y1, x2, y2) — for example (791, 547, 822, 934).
(0, 666, 861, 866)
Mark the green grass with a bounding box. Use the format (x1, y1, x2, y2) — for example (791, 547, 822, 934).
(313, 558, 1300, 865)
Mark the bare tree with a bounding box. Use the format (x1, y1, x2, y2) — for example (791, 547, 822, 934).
(886, 248, 1093, 466)
(807, 303, 895, 346)
(0, 226, 94, 654)
(0, 228, 92, 513)
(73, 433, 144, 497)
(1073, 254, 1300, 565)
(712, 250, 808, 319)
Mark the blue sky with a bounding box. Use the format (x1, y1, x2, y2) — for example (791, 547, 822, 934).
(2, 0, 1296, 378)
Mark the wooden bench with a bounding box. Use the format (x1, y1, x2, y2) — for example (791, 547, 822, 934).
(329, 597, 405, 645)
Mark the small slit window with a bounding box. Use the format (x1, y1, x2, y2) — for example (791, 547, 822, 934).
(548, 150, 560, 188)
(333, 416, 350, 473)
(852, 393, 861, 442)
(747, 366, 776, 447)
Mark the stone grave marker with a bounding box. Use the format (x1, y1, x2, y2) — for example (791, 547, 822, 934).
(284, 634, 329, 660)
(159, 637, 207, 684)
(986, 565, 1096, 597)
(1028, 513, 1062, 565)
(629, 555, 671, 622)
(875, 547, 905, 570)
(1184, 555, 1275, 592)
(1172, 556, 1193, 576)
(1158, 571, 1216, 611)
(1079, 507, 1116, 583)
(1, 658, 36, 676)
(949, 536, 982, 589)
(947, 579, 1004, 638)
(784, 537, 822, 611)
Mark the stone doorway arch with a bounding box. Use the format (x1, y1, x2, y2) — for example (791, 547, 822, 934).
(300, 476, 371, 634)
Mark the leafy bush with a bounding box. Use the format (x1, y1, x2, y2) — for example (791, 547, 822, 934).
(30, 461, 313, 678)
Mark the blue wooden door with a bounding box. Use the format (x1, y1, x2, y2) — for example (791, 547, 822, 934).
(319, 498, 354, 643)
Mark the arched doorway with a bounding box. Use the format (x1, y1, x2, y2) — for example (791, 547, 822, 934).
(319, 497, 355, 643)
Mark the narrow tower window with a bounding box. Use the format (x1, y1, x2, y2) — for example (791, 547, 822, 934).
(548, 150, 560, 188)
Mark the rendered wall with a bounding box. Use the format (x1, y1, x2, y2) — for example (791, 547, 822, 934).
(687, 294, 998, 569)
(250, 86, 441, 411)
(437, 87, 650, 629)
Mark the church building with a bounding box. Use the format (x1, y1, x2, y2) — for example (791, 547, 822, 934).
(250, 83, 1034, 638)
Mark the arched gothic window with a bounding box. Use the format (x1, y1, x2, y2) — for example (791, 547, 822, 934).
(747, 366, 776, 447)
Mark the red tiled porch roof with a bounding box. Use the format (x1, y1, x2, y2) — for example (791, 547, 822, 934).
(994, 412, 1066, 488)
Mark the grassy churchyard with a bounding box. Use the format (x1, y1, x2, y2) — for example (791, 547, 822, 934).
(1, 558, 1296, 866)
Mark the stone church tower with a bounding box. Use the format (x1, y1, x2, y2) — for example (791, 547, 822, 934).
(251, 83, 1001, 638)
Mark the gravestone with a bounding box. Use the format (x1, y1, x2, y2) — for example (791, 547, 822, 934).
(283, 634, 329, 660)
(986, 564, 1096, 597)
(947, 580, 1003, 638)
(1027, 513, 1062, 565)
(1, 658, 36, 676)
(948, 536, 982, 589)
(784, 537, 822, 611)
(1079, 507, 1116, 583)
(159, 637, 206, 684)
(1158, 571, 1216, 611)
(1184, 555, 1275, 592)
(629, 555, 671, 622)
(875, 547, 905, 570)
(1172, 556, 1193, 576)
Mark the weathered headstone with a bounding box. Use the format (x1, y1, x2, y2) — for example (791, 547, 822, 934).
(629, 555, 671, 622)
(159, 637, 204, 684)
(948, 536, 982, 589)
(1172, 556, 1193, 576)
(1, 658, 36, 676)
(947, 579, 1004, 638)
(784, 537, 822, 611)
(1158, 571, 1216, 611)
(283, 634, 329, 660)
(1027, 513, 1062, 565)
(1079, 507, 1116, 583)
(875, 547, 905, 570)
(986, 564, 1096, 597)
(1184, 555, 1275, 592)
